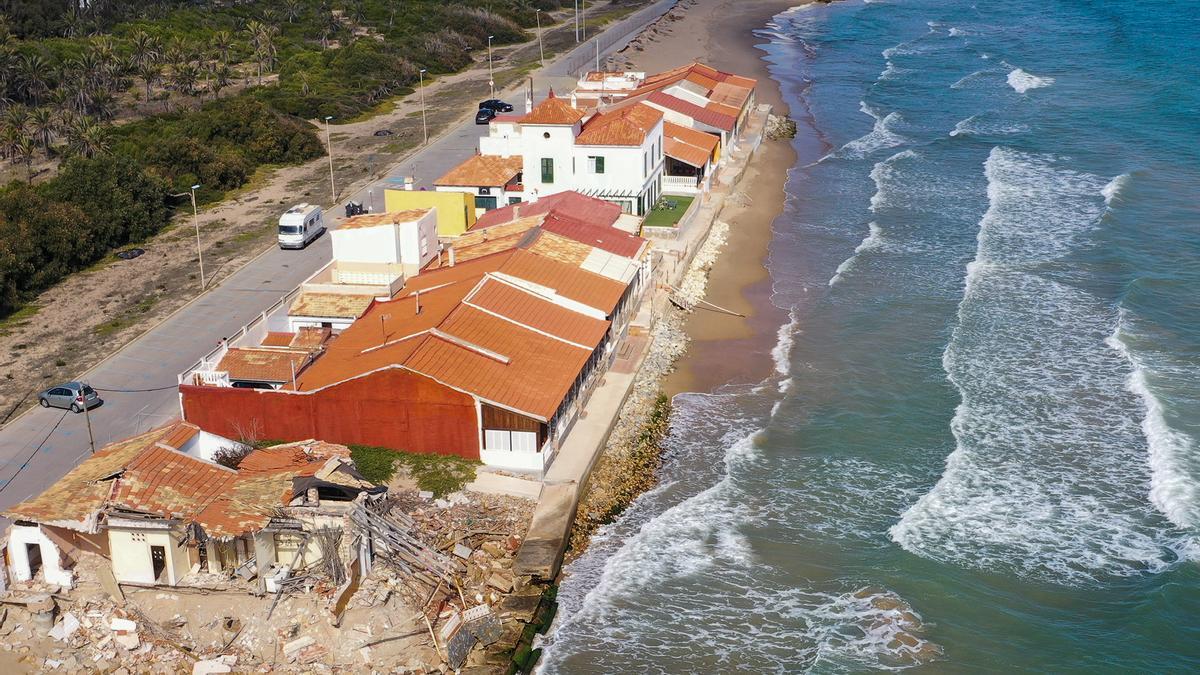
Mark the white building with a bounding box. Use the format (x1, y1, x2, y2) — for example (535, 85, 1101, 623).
(443, 91, 666, 216)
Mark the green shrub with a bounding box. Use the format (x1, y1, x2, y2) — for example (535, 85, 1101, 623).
(349, 444, 478, 495)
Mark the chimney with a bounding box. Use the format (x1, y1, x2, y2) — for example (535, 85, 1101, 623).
(570, 92, 578, 109)
(305, 487, 320, 506)
(512, 205, 521, 219)
(448, 246, 456, 267)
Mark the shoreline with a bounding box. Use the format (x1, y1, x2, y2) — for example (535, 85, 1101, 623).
(650, 0, 801, 396)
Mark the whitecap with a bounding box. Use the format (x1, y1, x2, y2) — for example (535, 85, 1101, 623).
(949, 27, 966, 37)
(829, 223, 884, 286)
(949, 113, 1029, 137)
(1007, 67, 1055, 93)
(1102, 172, 1132, 205)
(891, 147, 1192, 585)
(830, 102, 908, 160)
(1107, 312, 1200, 529)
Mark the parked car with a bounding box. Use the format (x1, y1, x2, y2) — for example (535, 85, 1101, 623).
(39, 382, 101, 413)
(475, 108, 497, 125)
(479, 99, 514, 113)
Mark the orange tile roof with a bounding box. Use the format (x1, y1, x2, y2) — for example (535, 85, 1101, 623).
(159, 422, 200, 450)
(576, 103, 662, 146)
(109, 444, 237, 521)
(705, 100, 742, 118)
(238, 440, 351, 474)
(262, 332, 295, 347)
(519, 91, 586, 125)
(217, 348, 314, 383)
(290, 292, 376, 319)
(500, 249, 626, 314)
(435, 154, 523, 187)
(467, 277, 610, 347)
(291, 326, 330, 350)
(528, 230, 592, 266)
(424, 215, 545, 271)
(405, 305, 594, 420)
(664, 120, 720, 168)
(4, 422, 204, 530)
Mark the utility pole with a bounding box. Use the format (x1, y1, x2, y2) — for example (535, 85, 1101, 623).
(419, 68, 428, 144)
(487, 35, 495, 99)
(574, 1, 579, 43)
(82, 386, 95, 454)
(171, 185, 205, 291)
(581, 0, 586, 40)
(324, 116, 336, 202)
(595, 40, 600, 73)
(536, 10, 545, 67)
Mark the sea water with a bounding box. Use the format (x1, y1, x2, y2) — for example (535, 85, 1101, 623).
(540, 0, 1200, 671)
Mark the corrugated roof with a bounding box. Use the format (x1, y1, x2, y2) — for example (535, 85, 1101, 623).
(290, 292, 375, 319)
(519, 91, 586, 125)
(339, 209, 431, 230)
(646, 91, 736, 131)
(709, 81, 753, 110)
(575, 103, 662, 146)
(262, 332, 295, 347)
(472, 191, 622, 230)
(434, 154, 523, 187)
(665, 138, 710, 168)
(500, 249, 626, 314)
(405, 305, 593, 420)
(467, 277, 610, 347)
(217, 348, 313, 383)
(541, 212, 646, 259)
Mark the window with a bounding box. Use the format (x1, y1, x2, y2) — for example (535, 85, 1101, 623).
(643, 152, 648, 176)
(485, 429, 538, 453)
(420, 235, 429, 256)
(588, 156, 605, 174)
(541, 158, 554, 183)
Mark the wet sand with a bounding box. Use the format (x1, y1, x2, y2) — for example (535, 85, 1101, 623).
(617, 0, 802, 395)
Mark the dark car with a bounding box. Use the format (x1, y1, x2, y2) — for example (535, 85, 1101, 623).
(475, 108, 497, 125)
(479, 99, 514, 113)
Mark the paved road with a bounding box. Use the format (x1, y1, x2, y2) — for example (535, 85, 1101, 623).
(0, 0, 676, 514)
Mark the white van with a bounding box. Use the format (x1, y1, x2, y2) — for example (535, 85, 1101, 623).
(278, 203, 325, 249)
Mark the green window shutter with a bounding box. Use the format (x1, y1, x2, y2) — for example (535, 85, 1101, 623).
(595, 156, 605, 173)
(541, 158, 554, 183)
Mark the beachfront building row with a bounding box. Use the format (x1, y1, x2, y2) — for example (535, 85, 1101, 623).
(431, 62, 755, 216)
(178, 196, 652, 474)
(3, 422, 382, 589)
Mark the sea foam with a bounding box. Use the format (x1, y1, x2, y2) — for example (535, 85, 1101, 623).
(829, 102, 908, 161)
(1007, 67, 1055, 93)
(891, 147, 1191, 585)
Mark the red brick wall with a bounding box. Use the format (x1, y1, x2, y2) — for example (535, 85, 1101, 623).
(181, 368, 480, 459)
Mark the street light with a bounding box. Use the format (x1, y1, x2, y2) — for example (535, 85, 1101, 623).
(487, 35, 495, 99)
(536, 10, 545, 67)
(574, 1, 579, 43)
(581, 0, 586, 40)
(323, 115, 336, 202)
(172, 184, 205, 291)
(419, 68, 428, 145)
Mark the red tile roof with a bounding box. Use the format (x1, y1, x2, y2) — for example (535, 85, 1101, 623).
(646, 91, 736, 131)
(519, 91, 586, 125)
(541, 212, 646, 258)
(472, 191, 622, 230)
(262, 332, 294, 347)
(109, 444, 237, 521)
(499, 250, 626, 314)
(575, 103, 662, 146)
(435, 154, 524, 187)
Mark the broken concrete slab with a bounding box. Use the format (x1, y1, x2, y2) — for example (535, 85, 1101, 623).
(48, 612, 80, 642)
(109, 617, 136, 632)
(282, 635, 315, 659)
(113, 632, 140, 650)
(192, 659, 232, 675)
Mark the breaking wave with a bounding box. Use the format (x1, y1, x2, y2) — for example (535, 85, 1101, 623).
(830, 223, 885, 286)
(1007, 67, 1055, 93)
(890, 147, 1193, 585)
(949, 113, 1029, 137)
(829, 102, 908, 160)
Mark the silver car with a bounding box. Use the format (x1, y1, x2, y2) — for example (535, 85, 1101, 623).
(39, 382, 102, 413)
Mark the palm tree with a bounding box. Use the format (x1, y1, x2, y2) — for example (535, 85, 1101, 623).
(172, 62, 199, 101)
(67, 117, 109, 159)
(129, 29, 160, 69)
(283, 0, 303, 24)
(138, 61, 161, 103)
(211, 63, 233, 99)
(15, 136, 35, 183)
(210, 30, 235, 66)
(28, 107, 55, 156)
(246, 21, 279, 86)
(16, 54, 51, 105)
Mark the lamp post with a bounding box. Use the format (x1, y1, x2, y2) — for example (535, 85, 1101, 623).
(419, 68, 428, 145)
(323, 115, 336, 202)
(574, 1, 579, 43)
(487, 35, 495, 99)
(581, 0, 586, 40)
(536, 10, 545, 67)
(172, 184, 205, 291)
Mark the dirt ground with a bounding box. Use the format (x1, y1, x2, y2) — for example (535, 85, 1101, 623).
(0, 1, 644, 425)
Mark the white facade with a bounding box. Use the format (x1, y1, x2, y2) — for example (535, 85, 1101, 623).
(478, 119, 522, 157)
(330, 209, 437, 271)
(7, 524, 74, 588)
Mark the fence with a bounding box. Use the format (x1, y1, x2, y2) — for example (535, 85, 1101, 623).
(557, 0, 678, 77)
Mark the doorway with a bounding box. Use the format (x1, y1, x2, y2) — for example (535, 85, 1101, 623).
(25, 543, 42, 580)
(150, 545, 166, 582)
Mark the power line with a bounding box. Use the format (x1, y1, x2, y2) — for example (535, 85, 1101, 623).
(0, 409, 69, 496)
(90, 384, 179, 393)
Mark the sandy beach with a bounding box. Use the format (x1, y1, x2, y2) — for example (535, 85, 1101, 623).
(615, 0, 804, 395)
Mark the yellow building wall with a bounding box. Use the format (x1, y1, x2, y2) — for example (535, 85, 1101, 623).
(384, 189, 476, 237)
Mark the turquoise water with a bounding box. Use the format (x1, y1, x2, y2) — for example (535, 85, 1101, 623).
(540, 0, 1200, 671)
